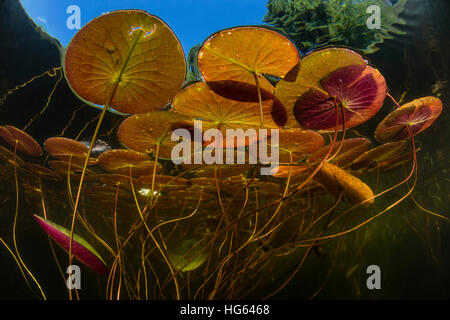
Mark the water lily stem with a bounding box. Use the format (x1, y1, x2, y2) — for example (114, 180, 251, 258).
(252, 72, 264, 127)
(387, 92, 402, 109)
(68, 101, 110, 300)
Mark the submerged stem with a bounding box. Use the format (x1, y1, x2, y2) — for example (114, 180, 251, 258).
(252, 72, 264, 127)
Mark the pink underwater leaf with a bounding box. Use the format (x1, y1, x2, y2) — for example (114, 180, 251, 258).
(34, 215, 108, 275)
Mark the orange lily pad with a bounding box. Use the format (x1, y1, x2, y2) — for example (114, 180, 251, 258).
(163, 189, 214, 202)
(44, 137, 98, 166)
(0, 125, 42, 157)
(308, 137, 371, 168)
(64, 10, 186, 114)
(98, 149, 161, 177)
(118, 111, 191, 160)
(137, 174, 189, 191)
(186, 177, 231, 193)
(203, 80, 288, 127)
(314, 163, 374, 206)
(270, 165, 310, 178)
(0, 145, 25, 167)
(380, 150, 416, 172)
(172, 82, 281, 148)
(198, 26, 300, 91)
(47, 160, 97, 181)
(24, 162, 62, 182)
(97, 173, 137, 189)
(350, 141, 408, 173)
(183, 163, 251, 179)
(270, 128, 324, 163)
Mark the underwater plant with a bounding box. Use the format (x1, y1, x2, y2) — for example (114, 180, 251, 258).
(263, 0, 408, 54)
(0, 7, 447, 301)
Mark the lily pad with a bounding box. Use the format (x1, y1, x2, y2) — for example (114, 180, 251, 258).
(137, 174, 189, 191)
(47, 160, 98, 181)
(374, 96, 442, 143)
(270, 128, 324, 163)
(118, 111, 190, 159)
(97, 149, 161, 176)
(64, 10, 186, 114)
(275, 48, 376, 128)
(350, 141, 407, 173)
(23, 162, 62, 182)
(44, 137, 98, 166)
(172, 82, 281, 148)
(0, 125, 42, 157)
(293, 64, 387, 131)
(308, 137, 371, 168)
(314, 163, 374, 206)
(198, 26, 300, 90)
(0, 145, 25, 167)
(270, 165, 310, 178)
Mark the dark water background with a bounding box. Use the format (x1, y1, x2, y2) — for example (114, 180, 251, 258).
(0, 0, 448, 299)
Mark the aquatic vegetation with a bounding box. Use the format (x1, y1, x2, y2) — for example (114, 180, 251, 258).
(33, 215, 108, 275)
(44, 137, 98, 166)
(308, 137, 371, 168)
(64, 10, 186, 114)
(117, 110, 190, 159)
(0, 125, 42, 157)
(263, 0, 408, 54)
(98, 149, 162, 176)
(0, 8, 446, 301)
(374, 96, 443, 142)
(314, 162, 374, 206)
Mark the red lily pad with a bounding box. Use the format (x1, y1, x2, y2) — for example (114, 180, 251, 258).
(34, 215, 108, 275)
(275, 48, 367, 128)
(294, 64, 387, 131)
(375, 96, 442, 143)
